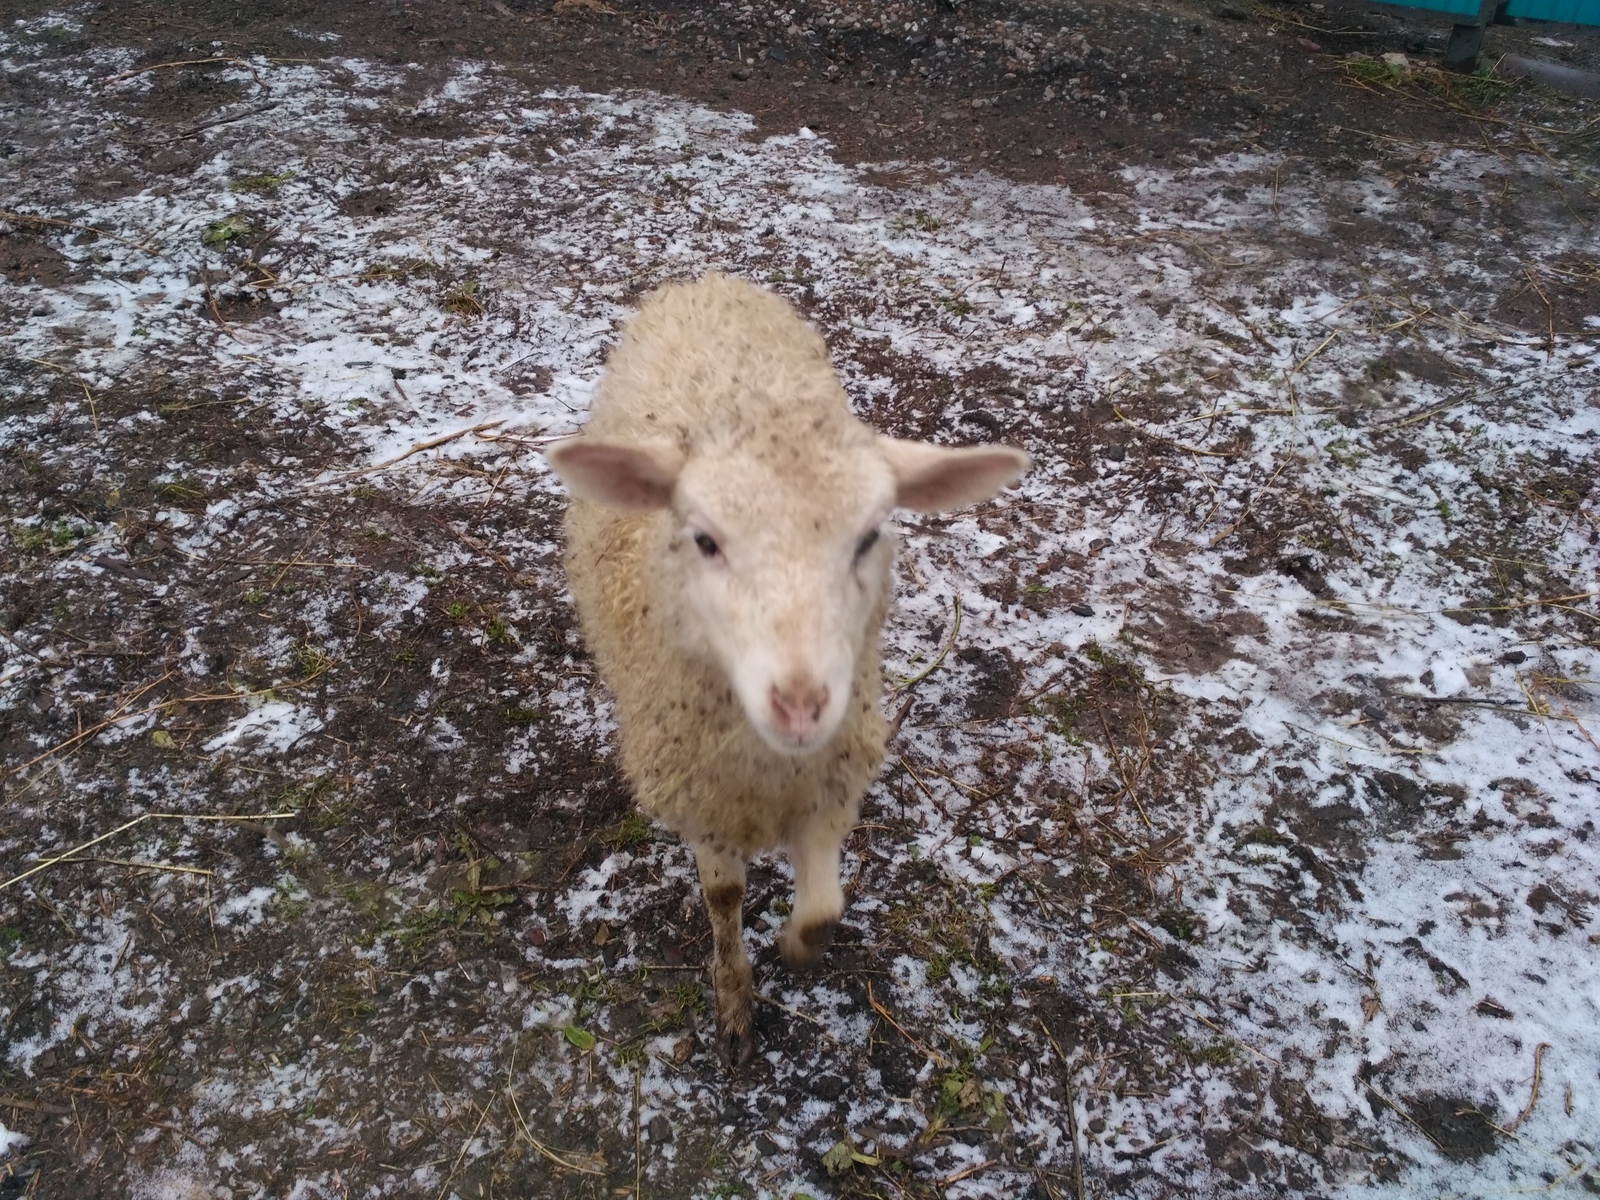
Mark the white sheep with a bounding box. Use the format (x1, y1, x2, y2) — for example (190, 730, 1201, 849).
(547, 273, 1029, 1064)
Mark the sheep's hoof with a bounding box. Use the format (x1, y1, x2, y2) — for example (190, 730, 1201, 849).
(779, 918, 838, 969)
(715, 1005, 756, 1068)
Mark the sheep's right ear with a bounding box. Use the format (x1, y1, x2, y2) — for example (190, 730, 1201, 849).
(545, 438, 683, 510)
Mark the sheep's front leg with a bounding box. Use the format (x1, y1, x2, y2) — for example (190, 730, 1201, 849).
(780, 824, 845, 969)
(693, 841, 754, 1066)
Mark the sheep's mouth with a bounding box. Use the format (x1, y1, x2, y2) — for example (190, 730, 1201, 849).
(749, 718, 841, 758)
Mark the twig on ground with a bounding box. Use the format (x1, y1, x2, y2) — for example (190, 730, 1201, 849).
(100, 55, 316, 87)
(21, 357, 99, 431)
(1365, 1084, 1445, 1151)
(1113, 406, 1235, 457)
(4, 667, 330, 785)
(0, 1094, 71, 1115)
(1284, 330, 1339, 419)
(102, 56, 240, 84)
(633, 1071, 643, 1200)
(1283, 719, 1434, 757)
(940, 1160, 999, 1186)
(435, 1096, 493, 1200)
(1522, 266, 1556, 359)
(475, 429, 567, 446)
(1, 811, 296, 893)
(58, 857, 215, 878)
(1507, 1043, 1553, 1132)
(2, 670, 175, 780)
(1, 209, 157, 254)
(867, 981, 951, 1067)
(321, 421, 505, 485)
(1163, 994, 1282, 1066)
(505, 1079, 606, 1174)
(1037, 1017, 1087, 1200)
(755, 992, 844, 1046)
(892, 594, 961, 691)
(144, 101, 280, 146)
(1209, 456, 1294, 547)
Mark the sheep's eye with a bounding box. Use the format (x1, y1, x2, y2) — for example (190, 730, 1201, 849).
(854, 528, 880, 560)
(693, 532, 721, 558)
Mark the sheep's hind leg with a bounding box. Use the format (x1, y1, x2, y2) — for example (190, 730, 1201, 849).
(780, 824, 844, 969)
(693, 841, 754, 1066)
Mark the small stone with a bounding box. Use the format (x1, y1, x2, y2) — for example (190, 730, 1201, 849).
(672, 1034, 696, 1063)
(732, 67, 752, 80)
(1088, 1116, 1108, 1133)
(1070, 603, 1095, 618)
(648, 1114, 673, 1143)
(1103, 443, 1126, 462)
(528, 926, 547, 948)
(1362, 704, 1387, 723)
(754, 1132, 780, 1157)
(1499, 650, 1527, 665)
(1214, 4, 1249, 17)
(1089, 537, 1112, 552)
(1296, 36, 1322, 52)
(938, 109, 960, 120)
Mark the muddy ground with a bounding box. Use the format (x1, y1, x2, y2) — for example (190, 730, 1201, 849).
(2, 0, 1599, 1198)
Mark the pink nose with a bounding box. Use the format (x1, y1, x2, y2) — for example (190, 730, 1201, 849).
(769, 679, 830, 739)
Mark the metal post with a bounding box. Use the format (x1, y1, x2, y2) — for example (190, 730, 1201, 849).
(1444, 0, 1504, 70)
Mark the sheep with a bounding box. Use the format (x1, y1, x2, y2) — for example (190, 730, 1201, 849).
(546, 273, 1029, 1065)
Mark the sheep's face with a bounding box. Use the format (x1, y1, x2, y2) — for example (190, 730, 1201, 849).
(663, 443, 896, 754)
(549, 432, 1030, 756)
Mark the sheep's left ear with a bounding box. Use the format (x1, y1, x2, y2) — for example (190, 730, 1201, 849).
(878, 437, 1031, 512)
(546, 437, 684, 510)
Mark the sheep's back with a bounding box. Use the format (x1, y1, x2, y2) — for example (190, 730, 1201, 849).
(585, 274, 851, 448)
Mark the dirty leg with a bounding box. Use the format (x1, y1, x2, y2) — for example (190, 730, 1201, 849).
(780, 824, 844, 969)
(693, 841, 754, 1066)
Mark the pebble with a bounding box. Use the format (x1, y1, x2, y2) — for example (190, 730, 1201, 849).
(1071, 603, 1095, 617)
(1104, 443, 1126, 462)
(754, 1132, 780, 1157)
(648, 1114, 673, 1143)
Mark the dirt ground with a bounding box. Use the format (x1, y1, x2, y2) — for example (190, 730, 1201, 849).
(2, 0, 1599, 1198)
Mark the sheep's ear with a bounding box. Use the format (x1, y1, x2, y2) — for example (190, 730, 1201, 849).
(878, 437, 1031, 512)
(546, 437, 683, 510)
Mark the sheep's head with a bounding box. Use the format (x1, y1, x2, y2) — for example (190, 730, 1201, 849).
(549, 428, 1028, 755)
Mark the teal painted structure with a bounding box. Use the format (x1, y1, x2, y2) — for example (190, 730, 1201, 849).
(1390, 0, 1598, 22)
(1503, 0, 1598, 20)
